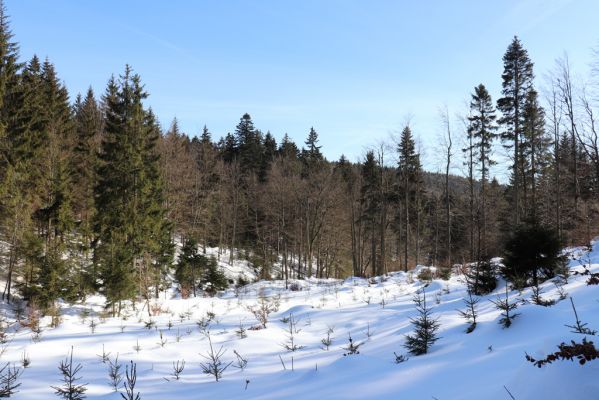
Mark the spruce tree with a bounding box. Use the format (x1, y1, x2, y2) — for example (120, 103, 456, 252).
(404, 288, 440, 355)
(278, 133, 299, 159)
(468, 84, 497, 260)
(175, 239, 202, 297)
(396, 126, 422, 271)
(94, 66, 172, 314)
(72, 88, 102, 293)
(360, 151, 382, 276)
(0, 1, 27, 303)
(497, 36, 534, 225)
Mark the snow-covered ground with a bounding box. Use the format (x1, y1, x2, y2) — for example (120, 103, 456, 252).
(2, 243, 599, 399)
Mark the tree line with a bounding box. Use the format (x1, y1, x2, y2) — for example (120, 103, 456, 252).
(0, 2, 597, 313)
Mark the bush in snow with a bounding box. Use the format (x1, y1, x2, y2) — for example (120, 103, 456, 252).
(248, 296, 277, 329)
(404, 288, 440, 355)
(526, 338, 599, 367)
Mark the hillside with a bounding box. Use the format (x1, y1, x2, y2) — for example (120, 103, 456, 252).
(0, 242, 596, 399)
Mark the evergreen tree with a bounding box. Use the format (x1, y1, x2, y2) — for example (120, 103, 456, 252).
(203, 256, 228, 295)
(175, 239, 202, 297)
(497, 36, 534, 225)
(396, 126, 422, 271)
(503, 222, 562, 289)
(404, 288, 440, 355)
(234, 113, 263, 175)
(0, 2, 28, 303)
(521, 89, 550, 221)
(278, 133, 299, 159)
(94, 66, 172, 314)
(468, 84, 497, 260)
(72, 88, 102, 293)
(360, 151, 381, 276)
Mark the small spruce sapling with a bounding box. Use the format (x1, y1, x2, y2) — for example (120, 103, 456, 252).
(565, 297, 597, 335)
(321, 326, 334, 351)
(457, 288, 479, 333)
(490, 286, 520, 328)
(404, 288, 440, 355)
(232, 350, 247, 370)
(169, 360, 185, 381)
(52, 347, 88, 400)
(97, 344, 111, 364)
(281, 313, 304, 352)
(0, 363, 22, 397)
(199, 333, 232, 382)
(107, 354, 123, 392)
(342, 333, 362, 356)
(121, 361, 140, 400)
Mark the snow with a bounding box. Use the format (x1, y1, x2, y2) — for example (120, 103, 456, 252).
(1, 243, 599, 399)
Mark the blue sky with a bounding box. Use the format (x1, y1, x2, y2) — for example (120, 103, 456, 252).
(7, 0, 599, 175)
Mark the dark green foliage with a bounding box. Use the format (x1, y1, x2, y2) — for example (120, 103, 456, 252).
(94, 66, 172, 313)
(175, 239, 203, 297)
(404, 288, 440, 355)
(502, 223, 563, 288)
(203, 256, 228, 295)
(466, 259, 497, 295)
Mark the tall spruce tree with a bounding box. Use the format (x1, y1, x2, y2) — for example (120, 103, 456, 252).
(522, 89, 549, 221)
(0, 1, 26, 302)
(94, 66, 172, 314)
(360, 151, 381, 276)
(468, 84, 497, 261)
(497, 36, 534, 225)
(396, 126, 422, 271)
(73, 88, 102, 293)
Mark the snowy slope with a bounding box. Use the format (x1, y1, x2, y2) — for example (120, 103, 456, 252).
(1, 243, 599, 399)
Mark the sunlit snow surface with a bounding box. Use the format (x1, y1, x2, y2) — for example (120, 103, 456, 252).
(3, 242, 599, 399)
